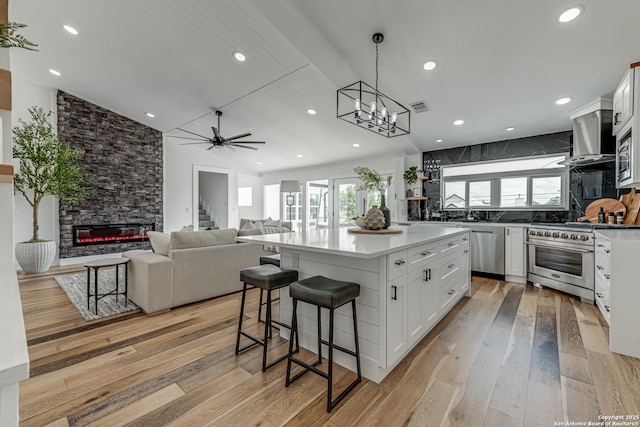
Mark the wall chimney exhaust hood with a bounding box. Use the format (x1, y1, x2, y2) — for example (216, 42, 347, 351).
(560, 97, 615, 166)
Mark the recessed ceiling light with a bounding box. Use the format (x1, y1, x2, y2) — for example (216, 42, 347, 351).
(307, 109, 317, 115)
(453, 119, 465, 126)
(233, 51, 246, 62)
(555, 97, 573, 105)
(558, 6, 583, 23)
(256, 162, 262, 165)
(423, 60, 437, 71)
(146, 112, 155, 118)
(505, 127, 515, 131)
(352, 143, 360, 147)
(435, 139, 443, 143)
(296, 154, 303, 158)
(63, 25, 78, 35)
(49, 69, 61, 76)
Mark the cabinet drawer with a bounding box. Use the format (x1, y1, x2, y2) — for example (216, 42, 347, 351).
(438, 273, 459, 310)
(439, 237, 461, 255)
(387, 249, 408, 281)
(408, 242, 439, 271)
(438, 252, 460, 282)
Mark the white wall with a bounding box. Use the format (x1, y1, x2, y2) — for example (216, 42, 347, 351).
(11, 78, 59, 257)
(198, 171, 228, 229)
(238, 174, 264, 220)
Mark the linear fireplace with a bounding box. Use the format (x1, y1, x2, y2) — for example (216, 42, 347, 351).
(72, 223, 155, 246)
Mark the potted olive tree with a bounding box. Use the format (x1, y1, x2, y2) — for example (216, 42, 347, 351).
(13, 107, 91, 273)
(354, 166, 393, 229)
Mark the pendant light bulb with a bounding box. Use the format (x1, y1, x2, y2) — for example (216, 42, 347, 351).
(355, 98, 361, 111)
(391, 112, 397, 124)
(381, 108, 388, 122)
(370, 101, 376, 115)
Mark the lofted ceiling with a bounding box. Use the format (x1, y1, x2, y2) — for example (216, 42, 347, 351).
(9, 0, 640, 173)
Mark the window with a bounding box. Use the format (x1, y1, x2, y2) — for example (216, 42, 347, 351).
(469, 181, 491, 207)
(440, 154, 568, 210)
(444, 181, 466, 209)
(238, 187, 252, 207)
(500, 177, 527, 207)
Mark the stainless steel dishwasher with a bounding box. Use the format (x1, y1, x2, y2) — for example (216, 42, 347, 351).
(464, 225, 505, 275)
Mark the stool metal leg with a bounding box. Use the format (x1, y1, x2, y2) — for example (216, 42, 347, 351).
(285, 299, 298, 386)
(317, 305, 323, 364)
(235, 282, 249, 355)
(258, 288, 264, 325)
(352, 299, 362, 381)
(124, 263, 128, 306)
(115, 265, 120, 305)
(327, 308, 335, 412)
(262, 290, 272, 371)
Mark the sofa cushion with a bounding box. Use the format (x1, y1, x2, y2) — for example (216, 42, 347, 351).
(147, 231, 170, 256)
(238, 221, 262, 236)
(260, 226, 291, 234)
(210, 228, 238, 245)
(169, 230, 218, 251)
(239, 218, 263, 230)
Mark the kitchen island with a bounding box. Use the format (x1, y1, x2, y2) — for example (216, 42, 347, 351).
(236, 225, 470, 383)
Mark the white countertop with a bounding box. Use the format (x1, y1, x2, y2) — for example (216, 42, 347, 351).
(0, 262, 30, 388)
(595, 229, 640, 240)
(236, 225, 466, 259)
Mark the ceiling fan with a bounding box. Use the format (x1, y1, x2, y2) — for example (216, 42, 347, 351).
(173, 111, 265, 151)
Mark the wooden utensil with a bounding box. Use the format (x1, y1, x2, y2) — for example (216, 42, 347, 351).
(619, 188, 637, 224)
(584, 198, 626, 223)
(625, 190, 640, 224)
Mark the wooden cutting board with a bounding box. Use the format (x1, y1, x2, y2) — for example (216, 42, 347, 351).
(619, 188, 639, 224)
(584, 198, 626, 223)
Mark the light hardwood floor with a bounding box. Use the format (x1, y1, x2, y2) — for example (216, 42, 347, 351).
(17, 266, 640, 426)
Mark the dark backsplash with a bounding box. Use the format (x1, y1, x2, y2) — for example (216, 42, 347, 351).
(419, 130, 620, 223)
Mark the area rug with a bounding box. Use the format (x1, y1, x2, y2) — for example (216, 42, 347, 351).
(55, 269, 140, 321)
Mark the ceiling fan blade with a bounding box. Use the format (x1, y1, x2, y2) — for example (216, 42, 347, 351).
(179, 142, 211, 145)
(230, 141, 265, 144)
(212, 127, 221, 139)
(230, 143, 259, 150)
(224, 132, 252, 142)
(176, 128, 211, 139)
(206, 145, 215, 150)
(172, 136, 209, 141)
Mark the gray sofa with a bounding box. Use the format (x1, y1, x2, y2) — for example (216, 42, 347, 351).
(124, 228, 277, 315)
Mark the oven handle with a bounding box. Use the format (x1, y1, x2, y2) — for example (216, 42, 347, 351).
(526, 242, 593, 254)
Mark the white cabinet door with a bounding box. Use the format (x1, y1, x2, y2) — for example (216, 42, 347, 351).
(386, 275, 407, 367)
(613, 67, 634, 135)
(407, 263, 438, 348)
(504, 227, 525, 277)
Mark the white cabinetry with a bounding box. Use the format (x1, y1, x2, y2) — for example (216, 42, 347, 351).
(504, 226, 527, 283)
(385, 232, 470, 368)
(613, 66, 634, 135)
(594, 230, 640, 358)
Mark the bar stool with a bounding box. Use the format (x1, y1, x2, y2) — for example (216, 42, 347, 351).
(235, 264, 299, 371)
(285, 275, 362, 413)
(259, 253, 281, 267)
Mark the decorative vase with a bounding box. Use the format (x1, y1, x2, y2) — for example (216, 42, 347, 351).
(15, 240, 56, 273)
(365, 206, 385, 230)
(379, 195, 391, 229)
(406, 189, 413, 198)
(355, 217, 367, 228)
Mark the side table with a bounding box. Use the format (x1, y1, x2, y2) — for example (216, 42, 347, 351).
(84, 258, 130, 315)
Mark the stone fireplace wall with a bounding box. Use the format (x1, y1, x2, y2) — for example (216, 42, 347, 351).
(57, 91, 163, 258)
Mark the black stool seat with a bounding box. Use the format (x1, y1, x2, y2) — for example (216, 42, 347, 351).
(235, 264, 299, 372)
(289, 276, 360, 309)
(286, 275, 362, 412)
(260, 254, 281, 267)
(240, 264, 298, 290)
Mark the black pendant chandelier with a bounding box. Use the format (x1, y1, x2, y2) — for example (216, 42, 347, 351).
(337, 33, 410, 138)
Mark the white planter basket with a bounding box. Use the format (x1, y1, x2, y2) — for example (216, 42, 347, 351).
(15, 240, 57, 273)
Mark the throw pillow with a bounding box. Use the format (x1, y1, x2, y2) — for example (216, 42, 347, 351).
(263, 217, 281, 227)
(239, 218, 263, 230)
(147, 231, 170, 256)
(169, 230, 218, 251)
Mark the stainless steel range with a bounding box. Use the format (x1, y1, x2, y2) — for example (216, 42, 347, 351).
(527, 224, 594, 303)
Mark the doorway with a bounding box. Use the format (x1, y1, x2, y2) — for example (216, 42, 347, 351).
(192, 165, 234, 230)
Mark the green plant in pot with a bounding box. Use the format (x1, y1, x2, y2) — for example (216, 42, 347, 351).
(13, 107, 92, 273)
(354, 166, 393, 229)
(403, 166, 423, 197)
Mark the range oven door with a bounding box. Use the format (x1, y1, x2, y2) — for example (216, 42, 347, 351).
(527, 239, 594, 291)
